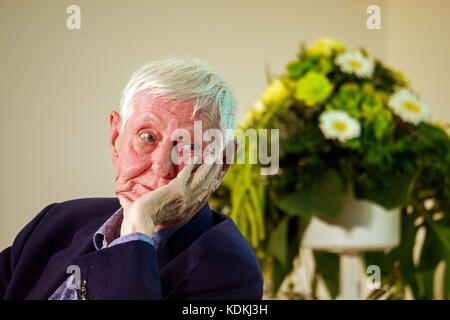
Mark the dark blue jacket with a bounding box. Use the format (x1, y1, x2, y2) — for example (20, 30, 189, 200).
(0, 197, 263, 300)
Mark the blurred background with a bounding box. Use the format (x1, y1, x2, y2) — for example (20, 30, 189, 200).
(1, 0, 449, 299)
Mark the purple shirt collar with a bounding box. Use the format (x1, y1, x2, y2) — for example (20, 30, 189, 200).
(93, 206, 195, 251)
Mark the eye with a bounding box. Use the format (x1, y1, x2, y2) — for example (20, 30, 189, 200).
(140, 133, 156, 143)
(180, 144, 198, 154)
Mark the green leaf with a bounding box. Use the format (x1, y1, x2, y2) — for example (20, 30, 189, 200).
(432, 221, 450, 252)
(268, 217, 301, 295)
(272, 259, 286, 294)
(417, 225, 445, 299)
(274, 169, 346, 219)
(354, 170, 419, 210)
(419, 225, 445, 271)
(287, 55, 323, 80)
(287, 61, 308, 80)
(313, 251, 340, 299)
(325, 83, 363, 118)
(372, 109, 393, 140)
(398, 213, 419, 298)
(361, 94, 383, 120)
(268, 217, 289, 268)
(343, 137, 361, 149)
(365, 251, 394, 279)
(286, 217, 301, 271)
(421, 217, 450, 299)
(417, 268, 435, 299)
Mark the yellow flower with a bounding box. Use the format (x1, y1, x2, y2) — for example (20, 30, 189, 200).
(239, 79, 292, 129)
(375, 91, 390, 105)
(261, 79, 290, 106)
(392, 69, 409, 87)
(307, 37, 346, 58)
(238, 111, 254, 129)
(238, 101, 264, 128)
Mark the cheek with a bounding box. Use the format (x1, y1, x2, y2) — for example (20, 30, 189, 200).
(116, 141, 153, 179)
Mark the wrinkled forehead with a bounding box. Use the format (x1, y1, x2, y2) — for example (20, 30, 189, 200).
(132, 89, 214, 129)
(134, 89, 195, 116)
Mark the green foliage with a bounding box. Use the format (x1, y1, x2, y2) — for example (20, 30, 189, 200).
(287, 54, 333, 80)
(314, 251, 340, 299)
(354, 170, 419, 210)
(210, 38, 450, 299)
(268, 216, 301, 294)
(325, 83, 364, 118)
(275, 169, 346, 220)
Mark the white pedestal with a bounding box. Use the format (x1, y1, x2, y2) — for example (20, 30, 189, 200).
(339, 253, 363, 300)
(302, 190, 401, 253)
(302, 189, 401, 299)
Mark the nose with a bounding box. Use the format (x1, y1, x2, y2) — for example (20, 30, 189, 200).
(152, 142, 177, 179)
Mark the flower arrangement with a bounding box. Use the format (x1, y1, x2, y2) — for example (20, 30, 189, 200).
(210, 37, 450, 299)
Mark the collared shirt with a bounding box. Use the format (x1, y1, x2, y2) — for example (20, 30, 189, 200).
(48, 207, 186, 300)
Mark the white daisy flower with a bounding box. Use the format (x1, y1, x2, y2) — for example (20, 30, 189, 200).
(335, 50, 374, 78)
(319, 110, 361, 142)
(388, 89, 431, 125)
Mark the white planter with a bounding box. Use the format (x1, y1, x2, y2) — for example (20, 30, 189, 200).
(302, 188, 401, 253)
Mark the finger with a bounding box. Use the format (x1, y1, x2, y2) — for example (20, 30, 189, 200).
(177, 156, 198, 183)
(137, 183, 171, 208)
(200, 155, 222, 186)
(190, 162, 221, 195)
(189, 162, 213, 187)
(204, 161, 222, 186)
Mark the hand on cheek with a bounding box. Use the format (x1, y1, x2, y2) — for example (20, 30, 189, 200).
(118, 154, 224, 236)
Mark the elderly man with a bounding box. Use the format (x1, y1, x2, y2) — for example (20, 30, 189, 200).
(0, 59, 263, 300)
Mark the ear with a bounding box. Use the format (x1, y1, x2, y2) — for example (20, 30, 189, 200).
(213, 138, 239, 191)
(109, 110, 122, 165)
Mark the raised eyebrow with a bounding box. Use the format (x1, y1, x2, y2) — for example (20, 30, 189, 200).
(141, 113, 161, 124)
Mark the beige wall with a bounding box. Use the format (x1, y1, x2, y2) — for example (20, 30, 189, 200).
(0, 0, 448, 252)
(385, 0, 450, 123)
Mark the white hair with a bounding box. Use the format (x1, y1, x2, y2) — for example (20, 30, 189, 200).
(119, 58, 237, 142)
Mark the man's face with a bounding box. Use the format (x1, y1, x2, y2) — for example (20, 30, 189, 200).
(110, 90, 211, 202)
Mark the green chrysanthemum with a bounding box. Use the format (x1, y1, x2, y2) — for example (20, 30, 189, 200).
(294, 71, 333, 106)
(325, 83, 363, 118)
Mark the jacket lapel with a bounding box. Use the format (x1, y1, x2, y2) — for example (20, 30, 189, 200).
(26, 213, 114, 299)
(157, 202, 213, 271)
(26, 200, 213, 299)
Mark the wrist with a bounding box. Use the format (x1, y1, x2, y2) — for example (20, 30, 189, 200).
(120, 216, 155, 238)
